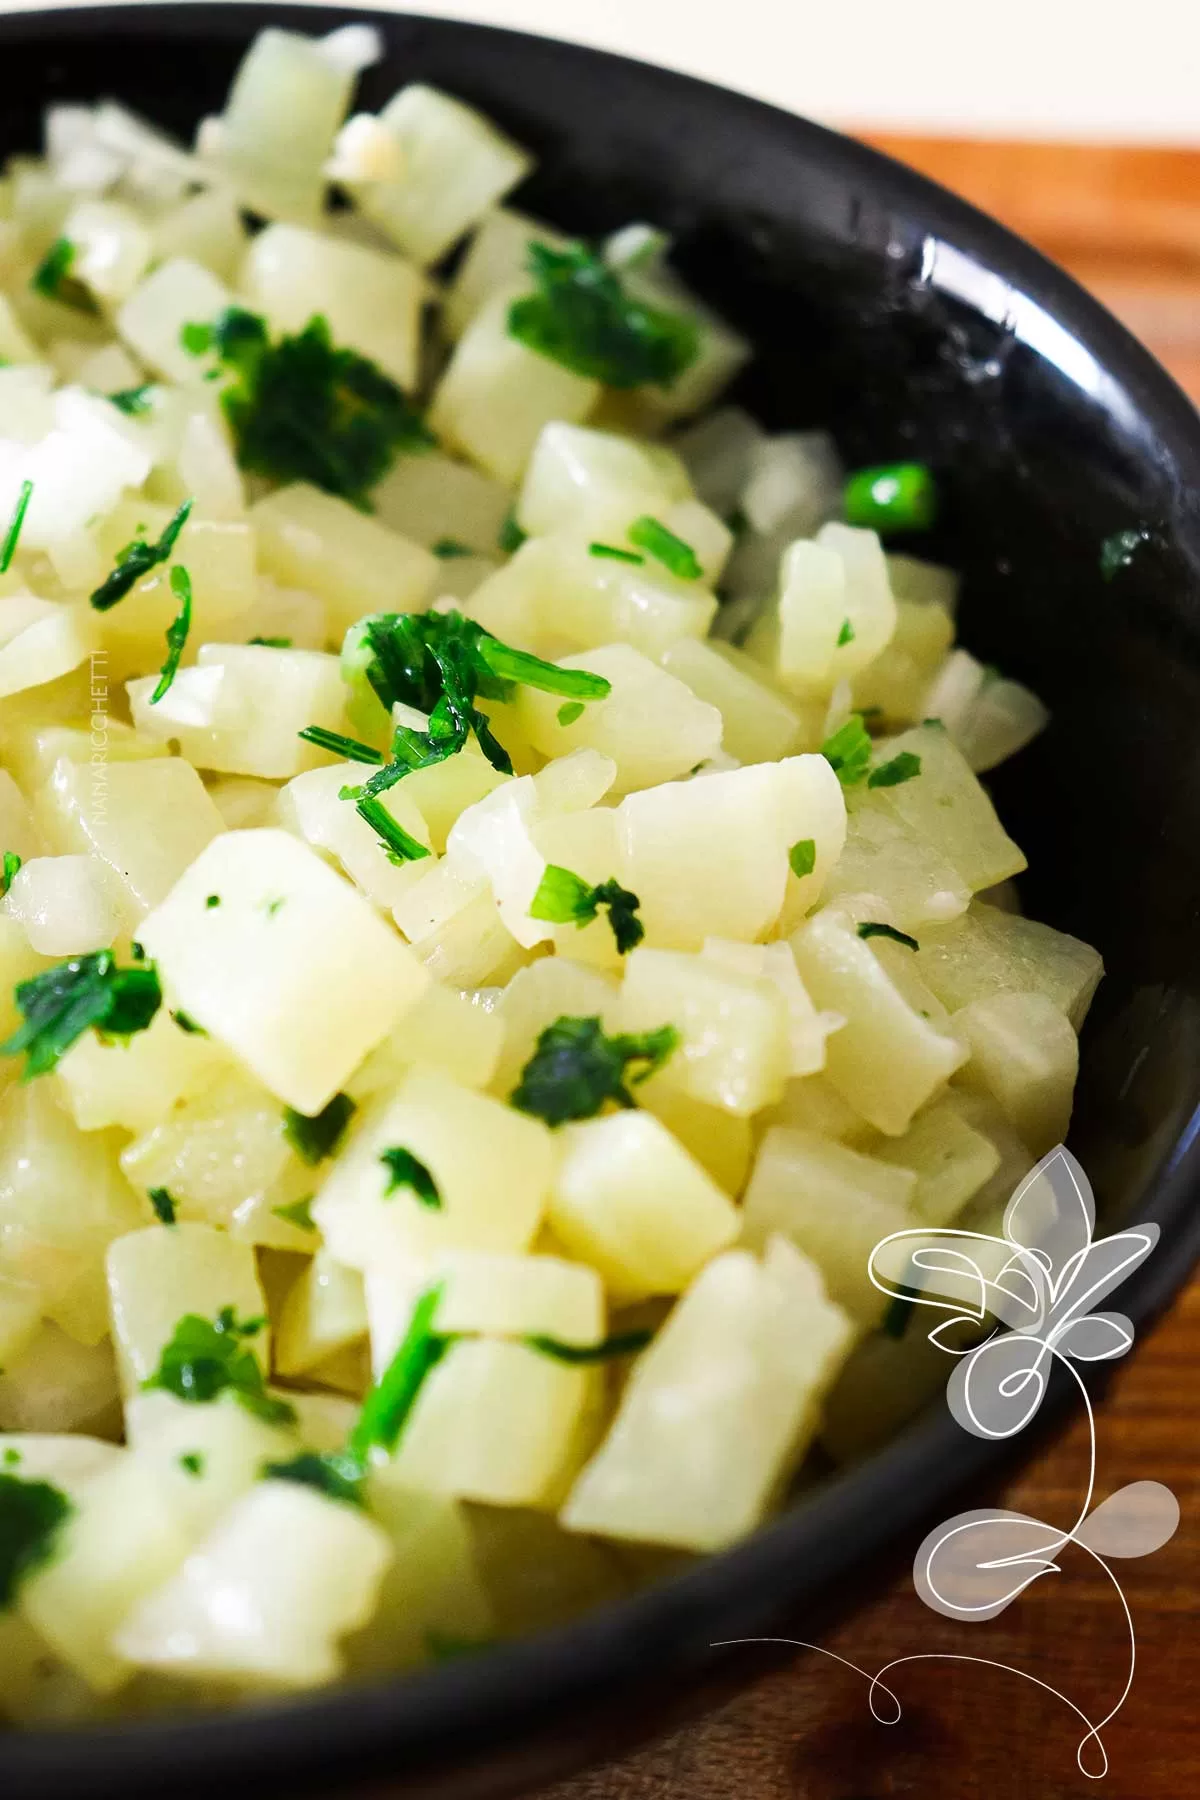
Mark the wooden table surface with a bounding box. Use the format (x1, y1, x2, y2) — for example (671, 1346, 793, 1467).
(531, 139, 1200, 1800)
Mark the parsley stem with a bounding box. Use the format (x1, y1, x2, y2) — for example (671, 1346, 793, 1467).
(0, 481, 33, 574)
(298, 725, 384, 763)
(348, 1283, 448, 1462)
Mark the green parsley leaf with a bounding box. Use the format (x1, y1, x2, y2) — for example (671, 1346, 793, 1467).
(525, 1329, 653, 1364)
(261, 1448, 365, 1508)
(2, 1449, 20, 1468)
(0, 1471, 72, 1607)
(247, 634, 293, 647)
(508, 242, 700, 390)
(868, 750, 922, 789)
(90, 498, 193, 612)
(0, 851, 21, 897)
(205, 894, 220, 909)
(557, 701, 585, 727)
(627, 515, 703, 581)
(844, 462, 938, 534)
(379, 1148, 441, 1208)
(858, 921, 919, 951)
(148, 1187, 176, 1226)
(180, 320, 214, 357)
(171, 1009, 206, 1036)
(150, 564, 191, 704)
(283, 1094, 356, 1166)
(108, 384, 155, 416)
(788, 838, 817, 879)
(837, 617, 856, 647)
(355, 794, 431, 865)
(347, 1283, 449, 1462)
(0, 481, 33, 575)
(191, 308, 434, 508)
(297, 725, 384, 764)
(142, 1308, 296, 1427)
(820, 713, 873, 787)
(30, 237, 96, 313)
(178, 1451, 205, 1477)
(0, 951, 162, 1079)
(588, 542, 644, 565)
(529, 865, 644, 954)
(497, 511, 527, 554)
(432, 538, 473, 559)
(271, 1195, 316, 1233)
(511, 1014, 679, 1126)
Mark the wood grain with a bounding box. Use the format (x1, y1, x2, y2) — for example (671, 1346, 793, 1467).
(532, 139, 1200, 1800)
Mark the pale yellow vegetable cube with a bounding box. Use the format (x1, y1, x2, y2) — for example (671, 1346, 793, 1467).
(0, 1274, 42, 1368)
(94, 501, 257, 678)
(0, 769, 44, 864)
(774, 538, 875, 695)
(114, 1481, 392, 1686)
(278, 760, 433, 912)
(151, 188, 247, 282)
(240, 224, 426, 390)
(445, 774, 553, 949)
(123, 1388, 298, 1538)
(0, 599, 99, 701)
(0, 914, 49, 1041)
(404, 883, 527, 990)
(549, 1110, 739, 1302)
(138, 829, 428, 1112)
(790, 906, 966, 1134)
(314, 1068, 554, 1271)
(825, 793, 971, 933)
(766, 1072, 879, 1146)
(869, 722, 1026, 892)
(660, 637, 807, 765)
(516, 422, 692, 539)
(430, 288, 599, 486)
(386, 1337, 593, 1506)
(741, 1126, 915, 1320)
(349, 1478, 492, 1675)
(443, 205, 570, 340)
(129, 645, 349, 780)
(42, 755, 225, 914)
(0, 1325, 119, 1435)
(617, 946, 789, 1116)
(372, 450, 511, 554)
(119, 1070, 295, 1232)
(4, 854, 129, 955)
(116, 256, 235, 383)
(954, 990, 1079, 1155)
(634, 1081, 752, 1196)
(206, 776, 280, 831)
(365, 1251, 603, 1372)
(0, 1433, 119, 1490)
(210, 26, 355, 224)
(527, 806, 623, 974)
(561, 1238, 852, 1551)
(56, 1005, 225, 1138)
(701, 937, 840, 1079)
(352, 85, 532, 266)
(276, 1251, 368, 1377)
(61, 198, 153, 305)
(492, 957, 619, 1098)
(21, 1454, 192, 1693)
(913, 900, 1103, 1029)
(105, 1222, 267, 1394)
(252, 484, 439, 636)
(396, 744, 509, 852)
(874, 1093, 1001, 1225)
(350, 981, 503, 1099)
(851, 595, 954, 727)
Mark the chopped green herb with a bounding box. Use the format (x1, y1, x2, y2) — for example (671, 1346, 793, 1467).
(185, 309, 434, 508)
(858, 921, 919, 951)
(627, 514, 702, 581)
(557, 701, 585, 727)
(30, 237, 95, 312)
(588, 542, 645, 565)
(90, 498, 193, 612)
(1, 1450, 20, 1468)
(0, 950, 161, 1079)
(844, 462, 938, 534)
(148, 1187, 176, 1226)
(347, 1283, 449, 1462)
(150, 564, 192, 704)
(130, 941, 145, 961)
(1100, 527, 1151, 581)
(178, 1451, 205, 1477)
(525, 1329, 653, 1364)
(529, 865, 644, 954)
(837, 616, 856, 647)
(247, 634, 293, 647)
(263, 897, 285, 918)
(820, 713, 873, 787)
(205, 894, 220, 909)
(497, 511, 527, 554)
(108, 384, 155, 416)
(508, 242, 700, 390)
(0, 852, 21, 897)
(0, 1472, 72, 1607)
(0, 481, 34, 575)
(356, 794, 431, 866)
(473, 635, 612, 701)
(511, 1015, 679, 1127)
(379, 1147, 441, 1208)
(788, 838, 817, 879)
(868, 750, 922, 789)
(272, 1195, 317, 1233)
(283, 1093, 356, 1166)
(171, 1009, 206, 1036)
(261, 1449, 365, 1508)
(297, 725, 384, 764)
(432, 537, 473, 559)
(142, 1307, 296, 1427)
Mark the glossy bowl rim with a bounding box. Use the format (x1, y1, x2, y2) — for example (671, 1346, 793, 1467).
(1, 7, 1199, 1793)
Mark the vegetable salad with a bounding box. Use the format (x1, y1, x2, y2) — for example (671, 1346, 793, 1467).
(0, 23, 1101, 1722)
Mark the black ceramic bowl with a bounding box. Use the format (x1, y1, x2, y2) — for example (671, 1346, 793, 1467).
(2, 8, 1200, 1797)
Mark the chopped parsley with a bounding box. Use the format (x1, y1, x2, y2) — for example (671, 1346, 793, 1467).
(263, 897, 284, 917)
(0, 1472, 73, 1607)
(148, 1186, 176, 1226)
(356, 794, 430, 865)
(525, 1329, 653, 1364)
(837, 617, 856, 647)
(178, 1451, 205, 1477)
(183, 309, 434, 508)
(1, 950, 162, 1078)
(30, 237, 95, 312)
(261, 1449, 365, 1508)
(788, 838, 817, 879)
(510, 1015, 679, 1126)
(283, 1093, 356, 1165)
(529, 865, 644, 954)
(507, 242, 700, 390)
(627, 515, 702, 581)
(171, 1009, 206, 1035)
(150, 564, 191, 703)
(0, 851, 21, 897)
(142, 1307, 296, 1427)
(868, 750, 922, 789)
(205, 894, 220, 909)
(347, 1283, 449, 1462)
(1, 1450, 19, 1468)
(297, 725, 384, 764)
(557, 701, 585, 727)
(272, 1195, 316, 1233)
(379, 1147, 441, 1208)
(0, 481, 33, 574)
(247, 634, 293, 647)
(497, 511, 527, 554)
(108, 384, 156, 416)
(858, 921, 919, 951)
(588, 542, 644, 565)
(843, 462, 938, 534)
(432, 537, 473, 559)
(820, 713, 873, 788)
(90, 498, 193, 612)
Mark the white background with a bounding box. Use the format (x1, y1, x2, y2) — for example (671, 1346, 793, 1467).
(5, 0, 1200, 143)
